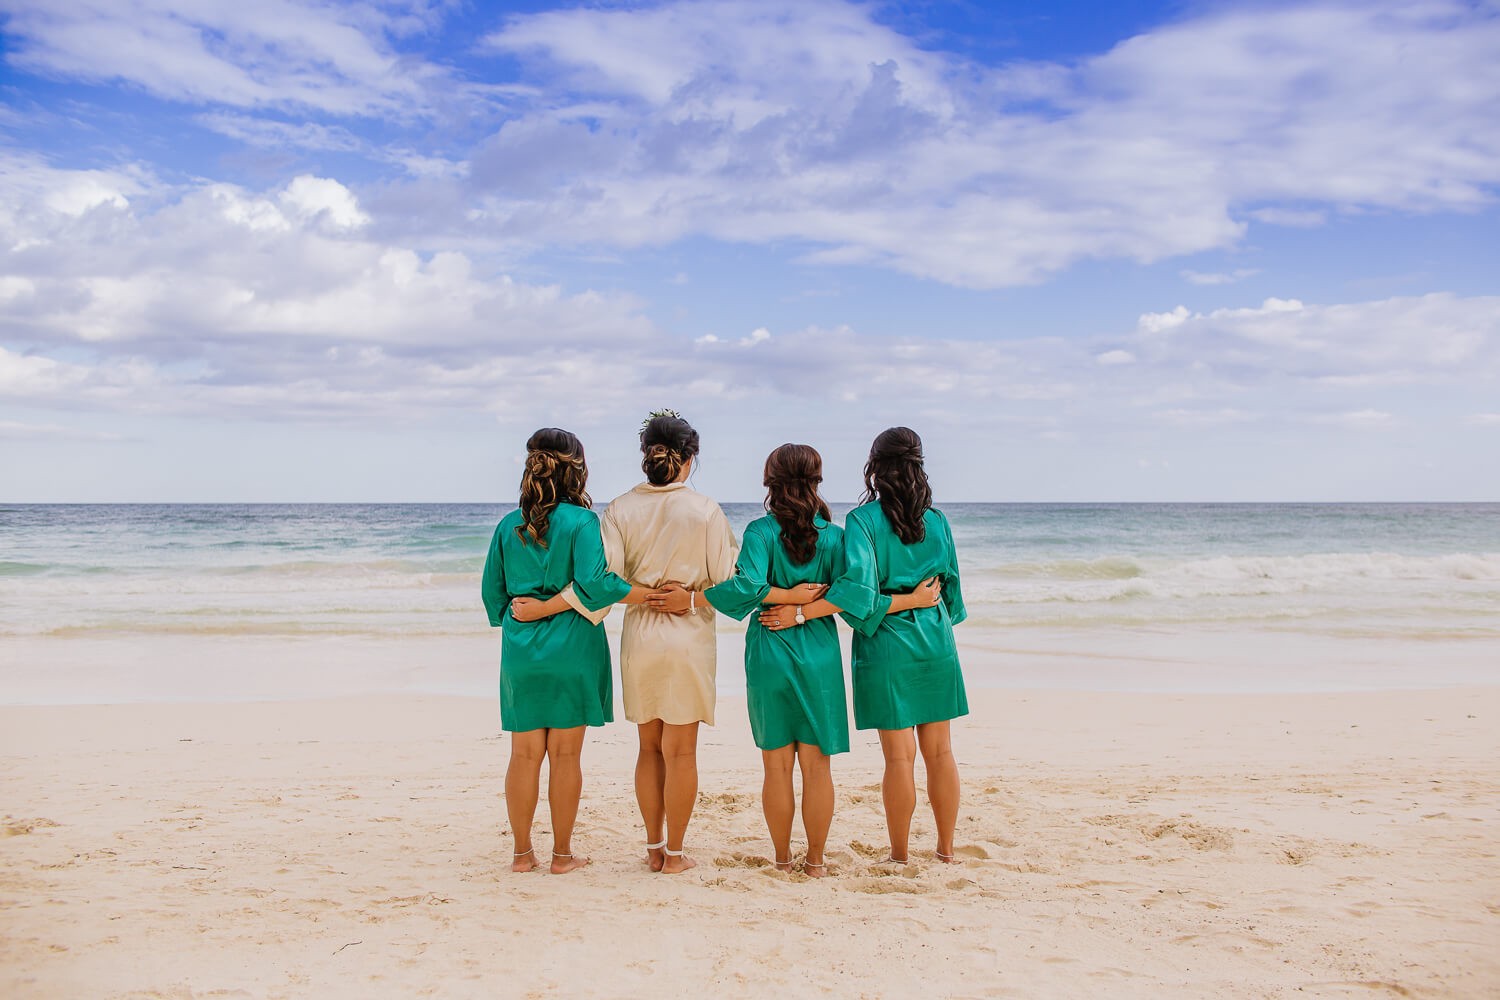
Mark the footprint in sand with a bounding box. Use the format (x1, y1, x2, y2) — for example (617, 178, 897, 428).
(842, 877, 929, 895)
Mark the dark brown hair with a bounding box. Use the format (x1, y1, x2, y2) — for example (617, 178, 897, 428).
(517, 427, 591, 546)
(640, 413, 700, 486)
(860, 426, 932, 545)
(763, 443, 831, 564)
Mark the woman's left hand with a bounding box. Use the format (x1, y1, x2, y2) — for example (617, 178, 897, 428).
(758, 604, 799, 630)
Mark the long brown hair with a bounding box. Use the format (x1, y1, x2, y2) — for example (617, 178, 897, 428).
(640, 412, 700, 486)
(860, 426, 932, 545)
(517, 427, 591, 547)
(764, 443, 831, 564)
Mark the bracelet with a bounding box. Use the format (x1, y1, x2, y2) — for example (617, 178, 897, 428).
(689, 591, 698, 615)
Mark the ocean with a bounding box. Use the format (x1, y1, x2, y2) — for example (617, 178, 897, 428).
(2, 502, 1497, 702)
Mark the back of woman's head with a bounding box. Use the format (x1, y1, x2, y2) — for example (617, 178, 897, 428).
(640, 412, 700, 486)
(518, 427, 591, 546)
(763, 443, 831, 564)
(861, 426, 932, 544)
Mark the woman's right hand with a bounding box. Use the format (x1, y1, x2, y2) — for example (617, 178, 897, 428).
(645, 581, 694, 615)
(890, 577, 942, 612)
(784, 582, 829, 604)
(510, 597, 545, 622)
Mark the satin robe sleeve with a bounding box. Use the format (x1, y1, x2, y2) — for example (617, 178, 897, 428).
(480, 524, 510, 628)
(703, 524, 770, 620)
(559, 511, 629, 626)
(827, 512, 893, 637)
(938, 511, 967, 626)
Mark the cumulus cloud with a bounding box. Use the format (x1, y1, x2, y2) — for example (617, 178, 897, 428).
(4, 2, 1498, 290)
(0, 158, 673, 419)
(443, 0, 1500, 287)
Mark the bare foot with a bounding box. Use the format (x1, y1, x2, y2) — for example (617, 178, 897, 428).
(551, 853, 590, 875)
(935, 848, 959, 864)
(803, 858, 831, 879)
(511, 847, 539, 873)
(660, 852, 697, 875)
(772, 854, 795, 874)
(646, 846, 665, 872)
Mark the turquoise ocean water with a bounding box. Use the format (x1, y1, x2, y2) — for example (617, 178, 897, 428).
(2, 503, 1497, 700)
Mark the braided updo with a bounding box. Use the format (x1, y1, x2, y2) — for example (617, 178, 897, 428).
(860, 426, 932, 544)
(640, 413, 700, 486)
(518, 427, 591, 546)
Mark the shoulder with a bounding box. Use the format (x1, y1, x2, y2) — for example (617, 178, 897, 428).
(554, 502, 599, 526)
(496, 509, 523, 532)
(846, 501, 885, 529)
(819, 519, 844, 542)
(745, 514, 778, 539)
(684, 487, 725, 511)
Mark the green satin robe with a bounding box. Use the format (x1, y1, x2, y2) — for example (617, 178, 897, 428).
(705, 515, 850, 754)
(481, 502, 631, 732)
(826, 502, 967, 731)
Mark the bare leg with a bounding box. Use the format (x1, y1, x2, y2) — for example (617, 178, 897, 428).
(545, 726, 590, 874)
(505, 729, 548, 872)
(761, 745, 796, 871)
(878, 728, 918, 863)
(917, 720, 960, 861)
(660, 721, 700, 874)
(635, 720, 666, 871)
(796, 744, 834, 877)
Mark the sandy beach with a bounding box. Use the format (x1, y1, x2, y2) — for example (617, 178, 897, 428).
(3, 685, 1497, 998)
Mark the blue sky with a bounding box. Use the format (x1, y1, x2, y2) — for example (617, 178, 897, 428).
(1, 0, 1497, 502)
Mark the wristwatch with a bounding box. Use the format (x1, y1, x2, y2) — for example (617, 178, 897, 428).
(794, 607, 805, 626)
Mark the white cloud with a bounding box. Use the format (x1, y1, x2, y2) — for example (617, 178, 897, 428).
(1310, 409, 1396, 429)
(0, 419, 126, 441)
(4, 2, 1498, 290)
(445, 0, 1500, 287)
(1466, 413, 1500, 426)
(0, 0, 442, 117)
(1248, 207, 1327, 228)
(1181, 268, 1259, 286)
(1138, 306, 1192, 333)
(280, 176, 370, 230)
(1095, 349, 1135, 365)
(1154, 408, 1257, 426)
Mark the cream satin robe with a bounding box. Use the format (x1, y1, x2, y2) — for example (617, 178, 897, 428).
(566, 481, 738, 725)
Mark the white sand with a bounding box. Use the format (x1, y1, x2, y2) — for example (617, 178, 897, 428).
(3, 687, 1498, 998)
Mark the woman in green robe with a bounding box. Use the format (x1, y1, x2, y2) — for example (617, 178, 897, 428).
(704, 444, 847, 876)
(760, 427, 964, 866)
(480, 427, 659, 875)
(721, 444, 950, 876)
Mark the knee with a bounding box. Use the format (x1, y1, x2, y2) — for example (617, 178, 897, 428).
(510, 745, 546, 767)
(547, 742, 583, 764)
(882, 742, 916, 768)
(919, 737, 955, 767)
(661, 741, 698, 764)
(795, 749, 830, 777)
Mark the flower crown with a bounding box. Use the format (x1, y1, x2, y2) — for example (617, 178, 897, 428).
(640, 407, 683, 434)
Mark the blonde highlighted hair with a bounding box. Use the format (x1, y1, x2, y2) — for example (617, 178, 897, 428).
(518, 428, 591, 546)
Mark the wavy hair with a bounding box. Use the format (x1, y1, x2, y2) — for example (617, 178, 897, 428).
(517, 427, 591, 547)
(640, 412, 701, 486)
(763, 443, 831, 564)
(860, 426, 932, 545)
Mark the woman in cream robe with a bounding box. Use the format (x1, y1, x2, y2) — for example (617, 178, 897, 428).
(593, 412, 738, 874)
(602, 479, 739, 727)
